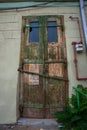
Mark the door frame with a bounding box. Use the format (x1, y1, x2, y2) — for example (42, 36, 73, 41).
(18, 15, 68, 118)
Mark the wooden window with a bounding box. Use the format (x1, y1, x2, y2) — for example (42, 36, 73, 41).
(29, 22, 39, 42)
(26, 16, 63, 45)
(47, 21, 57, 42)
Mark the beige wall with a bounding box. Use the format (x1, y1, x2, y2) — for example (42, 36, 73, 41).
(0, 6, 87, 124)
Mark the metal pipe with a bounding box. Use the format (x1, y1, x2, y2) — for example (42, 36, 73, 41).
(72, 42, 87, 80)
(80, 0, 87, 49)
(69, 16, 83, 43)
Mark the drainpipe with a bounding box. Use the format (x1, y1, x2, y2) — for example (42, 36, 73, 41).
(79, 0, 87, 49)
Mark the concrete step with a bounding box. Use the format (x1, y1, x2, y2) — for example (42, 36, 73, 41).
(18, 118, 58, 127)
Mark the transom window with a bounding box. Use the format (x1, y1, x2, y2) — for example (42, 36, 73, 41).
(26, 16, 63, 44)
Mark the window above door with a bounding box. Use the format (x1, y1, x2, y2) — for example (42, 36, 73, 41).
(29, 22, 39, 42)
(23, 16, 63, 45)
(47, 21, 57, 42)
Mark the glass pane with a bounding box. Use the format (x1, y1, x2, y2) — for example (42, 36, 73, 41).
(47, 21, 58, 42)
(29, 22, 39, 42)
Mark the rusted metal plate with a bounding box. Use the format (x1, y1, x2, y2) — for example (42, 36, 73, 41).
(24, 64, 40, 85)
(49, 63, 63, 77)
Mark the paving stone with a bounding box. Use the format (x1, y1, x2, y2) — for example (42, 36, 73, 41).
(0, 119, 59, 130)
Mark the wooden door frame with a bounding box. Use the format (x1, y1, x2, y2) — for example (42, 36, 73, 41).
(18, 15, 68, 118)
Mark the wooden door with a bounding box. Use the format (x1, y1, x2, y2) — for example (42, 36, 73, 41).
(19, 16, 68, 118)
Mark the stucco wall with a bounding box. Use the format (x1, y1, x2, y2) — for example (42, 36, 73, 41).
(0, 13, 21, 123)
(0, 6, 87, 124)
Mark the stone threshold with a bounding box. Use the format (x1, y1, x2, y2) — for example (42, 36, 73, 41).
(18, 118, 58, 126)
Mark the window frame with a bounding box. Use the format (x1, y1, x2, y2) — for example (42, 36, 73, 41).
(24, 15, 63, 46)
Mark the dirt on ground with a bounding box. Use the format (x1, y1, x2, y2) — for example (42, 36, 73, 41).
(0, 124, 58, 130)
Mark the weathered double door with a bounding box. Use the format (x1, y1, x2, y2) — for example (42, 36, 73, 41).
(19, 16, 68, 118)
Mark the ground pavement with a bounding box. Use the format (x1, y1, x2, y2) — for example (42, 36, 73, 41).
(0, 119, 59, 130)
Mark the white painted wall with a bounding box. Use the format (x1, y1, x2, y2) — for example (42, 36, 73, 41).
(0, 13, 21, 124)
(0, 6, 87, 124)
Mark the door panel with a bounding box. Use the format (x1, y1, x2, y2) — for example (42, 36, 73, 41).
(19, 16, 68, 118)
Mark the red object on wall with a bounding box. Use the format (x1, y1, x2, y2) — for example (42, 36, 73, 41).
(72, 42, 87, 80)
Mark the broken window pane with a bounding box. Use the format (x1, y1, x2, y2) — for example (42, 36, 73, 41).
(47, 21, 58, 42)
(29, 22, 39, 42)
